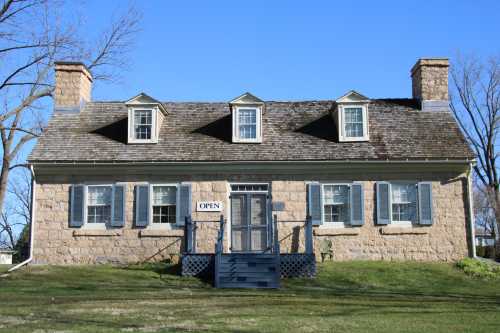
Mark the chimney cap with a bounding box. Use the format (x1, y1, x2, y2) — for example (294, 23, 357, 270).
(54, 61, 92, 82)
(411, 58, 449, 75)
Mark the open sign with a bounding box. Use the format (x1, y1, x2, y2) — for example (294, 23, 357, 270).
(196, 201, 223, 212)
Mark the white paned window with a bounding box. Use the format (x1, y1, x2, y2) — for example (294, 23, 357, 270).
(87, 186, 112, 224)
(344, 107, 364, 137)
(152, 185, 177, 224)
(233, 106, 262, 143)
(338, 104, 369, 142)
(323, 184, 350, 227)
(134, 109, 152, 140)
(239, 109, 257, 139)
(391, 183, 417, 224)
(128, 108, 158, 143)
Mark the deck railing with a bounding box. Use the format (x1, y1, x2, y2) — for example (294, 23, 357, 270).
(305, 215, 313, 254)
(184, 213, 314, 256)
(214, 215, 225, 288)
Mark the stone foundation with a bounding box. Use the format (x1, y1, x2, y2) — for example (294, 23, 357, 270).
(33, 173, 471, 264)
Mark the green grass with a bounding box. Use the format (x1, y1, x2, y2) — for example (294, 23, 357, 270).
(0, 265, 11, 274)
(1, 261, 499, 333)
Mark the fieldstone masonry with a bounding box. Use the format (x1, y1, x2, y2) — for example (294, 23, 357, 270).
(411, 58, 449, 102)
(33, 173, 470, 264)
(54, 62, 92, 109)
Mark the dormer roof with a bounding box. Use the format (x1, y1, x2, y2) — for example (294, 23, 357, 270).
(336, 90, 370, 104)
(125, 92, 168, 115)
(229, 92, 265, 105)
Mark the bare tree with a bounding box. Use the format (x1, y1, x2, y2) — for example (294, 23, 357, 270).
(474, 184, 496, 236)
(450, 54, 500, 253)
(0, 0, 141, 224)
(0, 169, 30, 250)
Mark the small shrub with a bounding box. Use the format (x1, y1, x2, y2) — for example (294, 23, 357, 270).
(456, 258, 500, 279)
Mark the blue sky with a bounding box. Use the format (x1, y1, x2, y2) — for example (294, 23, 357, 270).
(86, 0, 500, 102)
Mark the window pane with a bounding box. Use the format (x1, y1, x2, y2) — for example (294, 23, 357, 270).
(239, 109, 257, 125)
(153, 186, 176, 205)
(391, 183, 417, 222)
(153, 205, 176, 224)
(344, 107, 364, 138)
(152, 186, 177, 224)
(323, 185, 348, 204)
(323, 185, 349, 223)
(88, 186, 112, 205)
(87, 205, 111, 224)
(238, 109, 257, 139)
(134, 110, 152, 140)
(239, 125, 256, 139)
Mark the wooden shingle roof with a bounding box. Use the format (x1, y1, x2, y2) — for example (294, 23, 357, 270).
(29, 99, 474, 163)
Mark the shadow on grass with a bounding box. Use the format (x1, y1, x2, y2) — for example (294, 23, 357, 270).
(122, 261, 181, 275)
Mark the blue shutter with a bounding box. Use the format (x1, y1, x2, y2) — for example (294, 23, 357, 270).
(135, 185, 149, 227)
(111, 184, 125, 227)
(177, 183, 192, 226)
(307, 183, 322, 226)
(350, 182, 364, 226)
(418, 182, 433, 225)
(70, 185, 85, 227)
(376, 182, 391, 225)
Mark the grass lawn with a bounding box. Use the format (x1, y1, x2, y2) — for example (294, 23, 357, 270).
(0, 261, 499, 333)
(0, 265, 11, 274)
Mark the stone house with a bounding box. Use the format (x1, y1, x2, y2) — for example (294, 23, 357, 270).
(29, 58, 475, 272)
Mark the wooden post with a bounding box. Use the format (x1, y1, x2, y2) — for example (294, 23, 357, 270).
(273, 214, 280, 255)
(305, 215, 313, 254)
(214, 214, 225, 288)
(192, 221, 197, 254)
(185, 216, 193, 254)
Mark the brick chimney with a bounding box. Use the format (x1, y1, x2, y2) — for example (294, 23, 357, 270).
(411, 58, 449, 111)
(54, 62, 92, 112)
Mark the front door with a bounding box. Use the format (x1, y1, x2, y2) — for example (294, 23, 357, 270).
(230, 193, 268, 252)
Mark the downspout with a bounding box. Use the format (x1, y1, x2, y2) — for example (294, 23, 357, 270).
(467, 162, 476, 258)
(8, 165, 36, 272)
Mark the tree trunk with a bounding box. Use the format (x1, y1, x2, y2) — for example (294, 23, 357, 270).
(494, 191, 500, 260)
(0, 156, 10, 219)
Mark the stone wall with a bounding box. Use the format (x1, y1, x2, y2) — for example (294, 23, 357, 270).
(33, 173, 471, 264)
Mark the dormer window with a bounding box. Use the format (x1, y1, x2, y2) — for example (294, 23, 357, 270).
(335, 91, 370, 142)
(234, 106, 261, 142)
(125, 93, 168, 144)
(134, 109, 153, 140)
(229, 92, 264, 143)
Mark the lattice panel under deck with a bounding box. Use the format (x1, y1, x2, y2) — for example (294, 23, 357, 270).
(181, 254, 214, 277)
(280, 253, 316, 278)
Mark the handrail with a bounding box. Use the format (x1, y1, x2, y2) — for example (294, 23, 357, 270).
(305, 215, 313, 254)
(184, 216, 194, 254)
(214, 214, 225, 288)
(273, 214, 280, 255)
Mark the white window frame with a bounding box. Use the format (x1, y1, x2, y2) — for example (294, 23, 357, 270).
(148, 183, 180, 229)
(338, 104, 369, 142)
(79, 183, 125, 229)
(232, 106, 262, 143)
(128, 107, 159, 144)
(390, 182, 417, 227)
(321, 182, 352, 228)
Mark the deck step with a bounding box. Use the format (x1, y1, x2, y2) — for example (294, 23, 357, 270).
(216, 253, 280, 289)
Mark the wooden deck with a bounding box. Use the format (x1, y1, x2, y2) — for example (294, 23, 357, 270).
(181, 214, 315, 288)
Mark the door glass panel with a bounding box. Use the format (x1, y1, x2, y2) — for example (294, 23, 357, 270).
(251, 195, 266, 225)
(231, 229, 246, 252)
(251, 228, 267, 251)
(231, 195, 246, 227)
